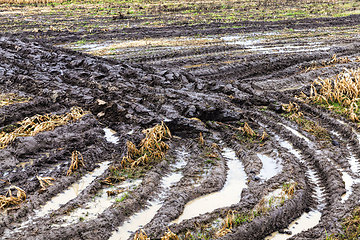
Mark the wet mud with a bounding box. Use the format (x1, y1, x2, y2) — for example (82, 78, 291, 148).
(1, 14, 360, 240)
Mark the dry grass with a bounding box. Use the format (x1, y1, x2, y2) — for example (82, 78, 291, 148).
(37, 176, 55, 191)
(304, 54, 352, 72)
(240, 122, 256, 137)
(0, 107, 89, 149)
(0, 0, 64, 4)
(133, 229, 150, 240)
(326, 206, 360, 240)
(121, 122, 171, 168)
(106, 188, 124, 196)
(0, 186, 26, 211)
(66, 150, 85, 176)
(301, 68, 360, 122)
(0, 93, 30, 107)
(161, 228, 180, 240)
(198, 132, 205, 146)
(215, 181, 298, 238)
(215, 210, 234, 237)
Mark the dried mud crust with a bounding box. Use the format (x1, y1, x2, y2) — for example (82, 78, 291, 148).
(1, 28, 360, 240)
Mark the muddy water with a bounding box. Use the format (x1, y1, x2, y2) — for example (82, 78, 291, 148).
(109, 150, 188, 240)
(172, 147, 247, 224)
(257, 152, 282, 181)
(220, 33, 329, 54)
(58, 180, 142, 226)
(265, 135, 325, 240)
(37, 161, 111, 218)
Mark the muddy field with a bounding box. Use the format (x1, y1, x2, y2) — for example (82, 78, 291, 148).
(2, 1, 360, 239)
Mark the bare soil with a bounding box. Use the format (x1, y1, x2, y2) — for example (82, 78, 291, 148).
(1, 7, 360, 240)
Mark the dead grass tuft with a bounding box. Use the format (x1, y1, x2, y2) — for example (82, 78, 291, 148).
(134, 229, 150, 240)
(301, 68, 360, 122)
(121, 122, 171, 168)
(37, 176, 55, 191)
(0, 107, 89, 149)
(66, 150, 85, 176)
(0, 186, 26, 211)
(199, 132, 205, 146)
(215, 210, 234, 238)
(161, 228, 179, 240)
(239, 122, 256, 137)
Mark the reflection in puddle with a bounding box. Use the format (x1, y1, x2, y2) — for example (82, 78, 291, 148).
(16, 159, 34, 169)
(257, 153, 282, 181)
(172, 147, 247, 224)
(266, 136, 325, 240)
(36, 161, 111, 218)
(109, 150, 188, 240)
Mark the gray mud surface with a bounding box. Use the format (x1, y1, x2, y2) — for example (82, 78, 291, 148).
(1, 15, 360, 240)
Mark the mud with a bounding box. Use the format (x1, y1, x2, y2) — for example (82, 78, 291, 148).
(1, 12, 360, 240)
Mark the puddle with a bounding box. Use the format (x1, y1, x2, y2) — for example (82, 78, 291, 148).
(340, 171, 360, 203)
(265, 136, 325, 239)
(172, 147, 247, 224)
(109, 150, 188, 240)
(220, 34, 329, 54)
(57, 180, 142, 226)
(347, 149, 360, 174)
(3, 161, 111, 238)
(109, 199, 162, 240)
(36, 161, 111, 218)
(220, 35, 261, 46)
(248, 45, 330, 54)
(266, 210, 322, 240)
(257, 153, 282, 181)
(277, 138, 325, 209)
(103, 127, 119, 144)
(330, 130, 360, 175)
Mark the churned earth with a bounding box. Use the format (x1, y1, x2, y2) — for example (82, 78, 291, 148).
(2, 1, 360, 239)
